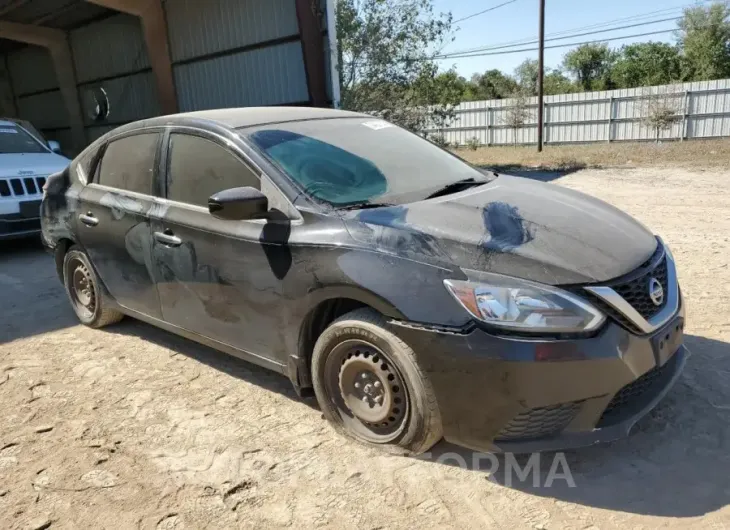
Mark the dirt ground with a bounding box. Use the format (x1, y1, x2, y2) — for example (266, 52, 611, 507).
(1, 166, 729, 530)
(456, 138, 730, 170)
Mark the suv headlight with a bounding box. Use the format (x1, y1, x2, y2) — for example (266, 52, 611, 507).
(444, 275, 605, 333)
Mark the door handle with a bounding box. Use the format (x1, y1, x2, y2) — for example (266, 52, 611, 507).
(79, 213, 99, 227)
(154, 230, 182, 247)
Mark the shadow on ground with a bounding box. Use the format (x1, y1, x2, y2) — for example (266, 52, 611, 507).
(424, 333, 730, 518)
(485, 164, 589, 182)
(0, 237, 79, 344)
(107, 317, 318, 409)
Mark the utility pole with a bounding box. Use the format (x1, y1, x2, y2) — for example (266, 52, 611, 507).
(537, 0, 545, 152)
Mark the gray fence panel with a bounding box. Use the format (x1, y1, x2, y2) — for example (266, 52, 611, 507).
(426, 79, 730, 146)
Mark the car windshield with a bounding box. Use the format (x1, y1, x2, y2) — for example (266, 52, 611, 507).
(0, 123, 47, 154)
(241, 117, 491, 207)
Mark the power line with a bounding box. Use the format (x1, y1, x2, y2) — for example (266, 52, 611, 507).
(443, 0, 715, 57)
(453, 0, 519, 24)
(438, 28, 680, 60)
(437, 15, 682, 57)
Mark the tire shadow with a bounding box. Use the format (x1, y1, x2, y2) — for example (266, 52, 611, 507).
(106, 317, 319, 410)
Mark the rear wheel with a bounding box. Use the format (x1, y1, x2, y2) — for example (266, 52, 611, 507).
(63, 246, 124, 328)
(311, 308, 442, 455)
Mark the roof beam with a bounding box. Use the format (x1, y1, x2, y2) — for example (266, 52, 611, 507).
(295, 0, 328, 107)
(85, 0, 178, 114)
(0, 21, 86, 152)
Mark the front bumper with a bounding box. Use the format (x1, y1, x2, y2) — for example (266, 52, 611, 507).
(392, 302, 687, 453)
(0, 215, 41, 240)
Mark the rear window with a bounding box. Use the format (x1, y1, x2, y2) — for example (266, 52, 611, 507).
(97, 133, 160, 194)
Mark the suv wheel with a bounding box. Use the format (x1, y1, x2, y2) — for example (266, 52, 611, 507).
(63, 246, 124, 328)
(311, 308, 442, 455)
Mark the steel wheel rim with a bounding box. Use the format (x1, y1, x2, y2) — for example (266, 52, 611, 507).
(324, 339, 409, 443)
(68, 258, 96, 318)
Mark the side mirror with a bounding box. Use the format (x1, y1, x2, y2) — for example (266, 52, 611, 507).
(48, 140, 61, 153)
(208, 186, 269, 220)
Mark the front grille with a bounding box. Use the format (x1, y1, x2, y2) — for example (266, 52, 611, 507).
(570, 242, 670, 333)
(0, 176, 47, 197)
(597, 351, 679, 427)
(612, 256, 668, 321)
(496, 402, 582, 441)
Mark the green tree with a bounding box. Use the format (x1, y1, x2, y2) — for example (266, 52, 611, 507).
(678, 2, 730, 81)
(562, 43, 616, 91)
(612, 42, 682, 88)
(336, 0, 454, 132)
(514, 59, 539, 95)
(543, 70, 581, 95)
(466, 69, 519, 100)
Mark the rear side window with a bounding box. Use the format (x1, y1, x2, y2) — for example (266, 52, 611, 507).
(167, 133, 259, 207)
(98, 133, 160, 194)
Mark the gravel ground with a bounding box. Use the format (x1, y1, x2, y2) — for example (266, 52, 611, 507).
(1, 167, 729, 530)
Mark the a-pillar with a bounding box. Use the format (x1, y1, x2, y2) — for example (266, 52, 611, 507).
(86, 0, 178, 115)
(0, 21, 86, 152)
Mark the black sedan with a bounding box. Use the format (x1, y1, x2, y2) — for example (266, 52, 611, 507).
(41, 107, 688, 455)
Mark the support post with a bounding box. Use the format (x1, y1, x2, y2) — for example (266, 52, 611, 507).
(0, 21, 86, 152)
(607, 96, 614, 143)
(295, 0, 329, 107)
(681, 90, 691, 141)
(536, 0, 545, 152)
(86, 0, 178, 114)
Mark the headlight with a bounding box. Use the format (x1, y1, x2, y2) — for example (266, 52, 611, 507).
(444, 275, 605, 333)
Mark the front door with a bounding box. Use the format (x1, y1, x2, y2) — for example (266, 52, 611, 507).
(150, 131, 288, 360)
(76, 131, 163, 319)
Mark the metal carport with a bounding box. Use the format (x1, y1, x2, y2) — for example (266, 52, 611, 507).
(0, 0, 339, 155)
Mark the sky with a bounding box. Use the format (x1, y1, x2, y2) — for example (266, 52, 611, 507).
(434, 0, 713, 79)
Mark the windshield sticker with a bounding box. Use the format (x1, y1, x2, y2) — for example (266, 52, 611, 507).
(0, 128, 18, 134)
(362, 120, 393, 131)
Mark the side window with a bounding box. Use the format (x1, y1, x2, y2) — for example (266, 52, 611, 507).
(97, 133, 160, 194)
(167, 133, 259, 207)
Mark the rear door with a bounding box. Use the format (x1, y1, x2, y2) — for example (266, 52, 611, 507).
(76, 130, 163, 319)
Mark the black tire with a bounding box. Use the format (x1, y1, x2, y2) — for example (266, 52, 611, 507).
(63, 246, 124, 328)
(311, 308, 442, 455)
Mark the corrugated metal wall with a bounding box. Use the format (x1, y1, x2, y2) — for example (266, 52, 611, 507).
(166, 0, 309, 111)
(70, 13, 160, 140)
(426, 79, 730, 146)
(5, 46, 61, 132)
(2, 0, 322, 151)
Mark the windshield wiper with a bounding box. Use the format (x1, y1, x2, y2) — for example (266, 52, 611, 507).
(425, 178, 487, 200)
(336, 202, 394, 211)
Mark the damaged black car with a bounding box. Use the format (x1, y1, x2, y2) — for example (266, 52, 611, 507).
(41, 107, 687, 455)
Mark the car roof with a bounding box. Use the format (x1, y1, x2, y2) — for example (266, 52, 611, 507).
(173, 107, 370, 128)
(115, 107, 370, 134)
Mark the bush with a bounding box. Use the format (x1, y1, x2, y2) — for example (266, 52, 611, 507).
(466, 136, 480, 150)
(429, 133, 450, 148)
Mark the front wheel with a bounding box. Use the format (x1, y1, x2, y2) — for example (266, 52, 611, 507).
(63, 246, 124, 328)
(311, 308, 442, 455)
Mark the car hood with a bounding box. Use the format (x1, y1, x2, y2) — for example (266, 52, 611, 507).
(0, 152, 71, 178)
(342, 175, 657, 285)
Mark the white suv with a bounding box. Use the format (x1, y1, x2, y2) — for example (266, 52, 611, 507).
(0, 119, 71, 240)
